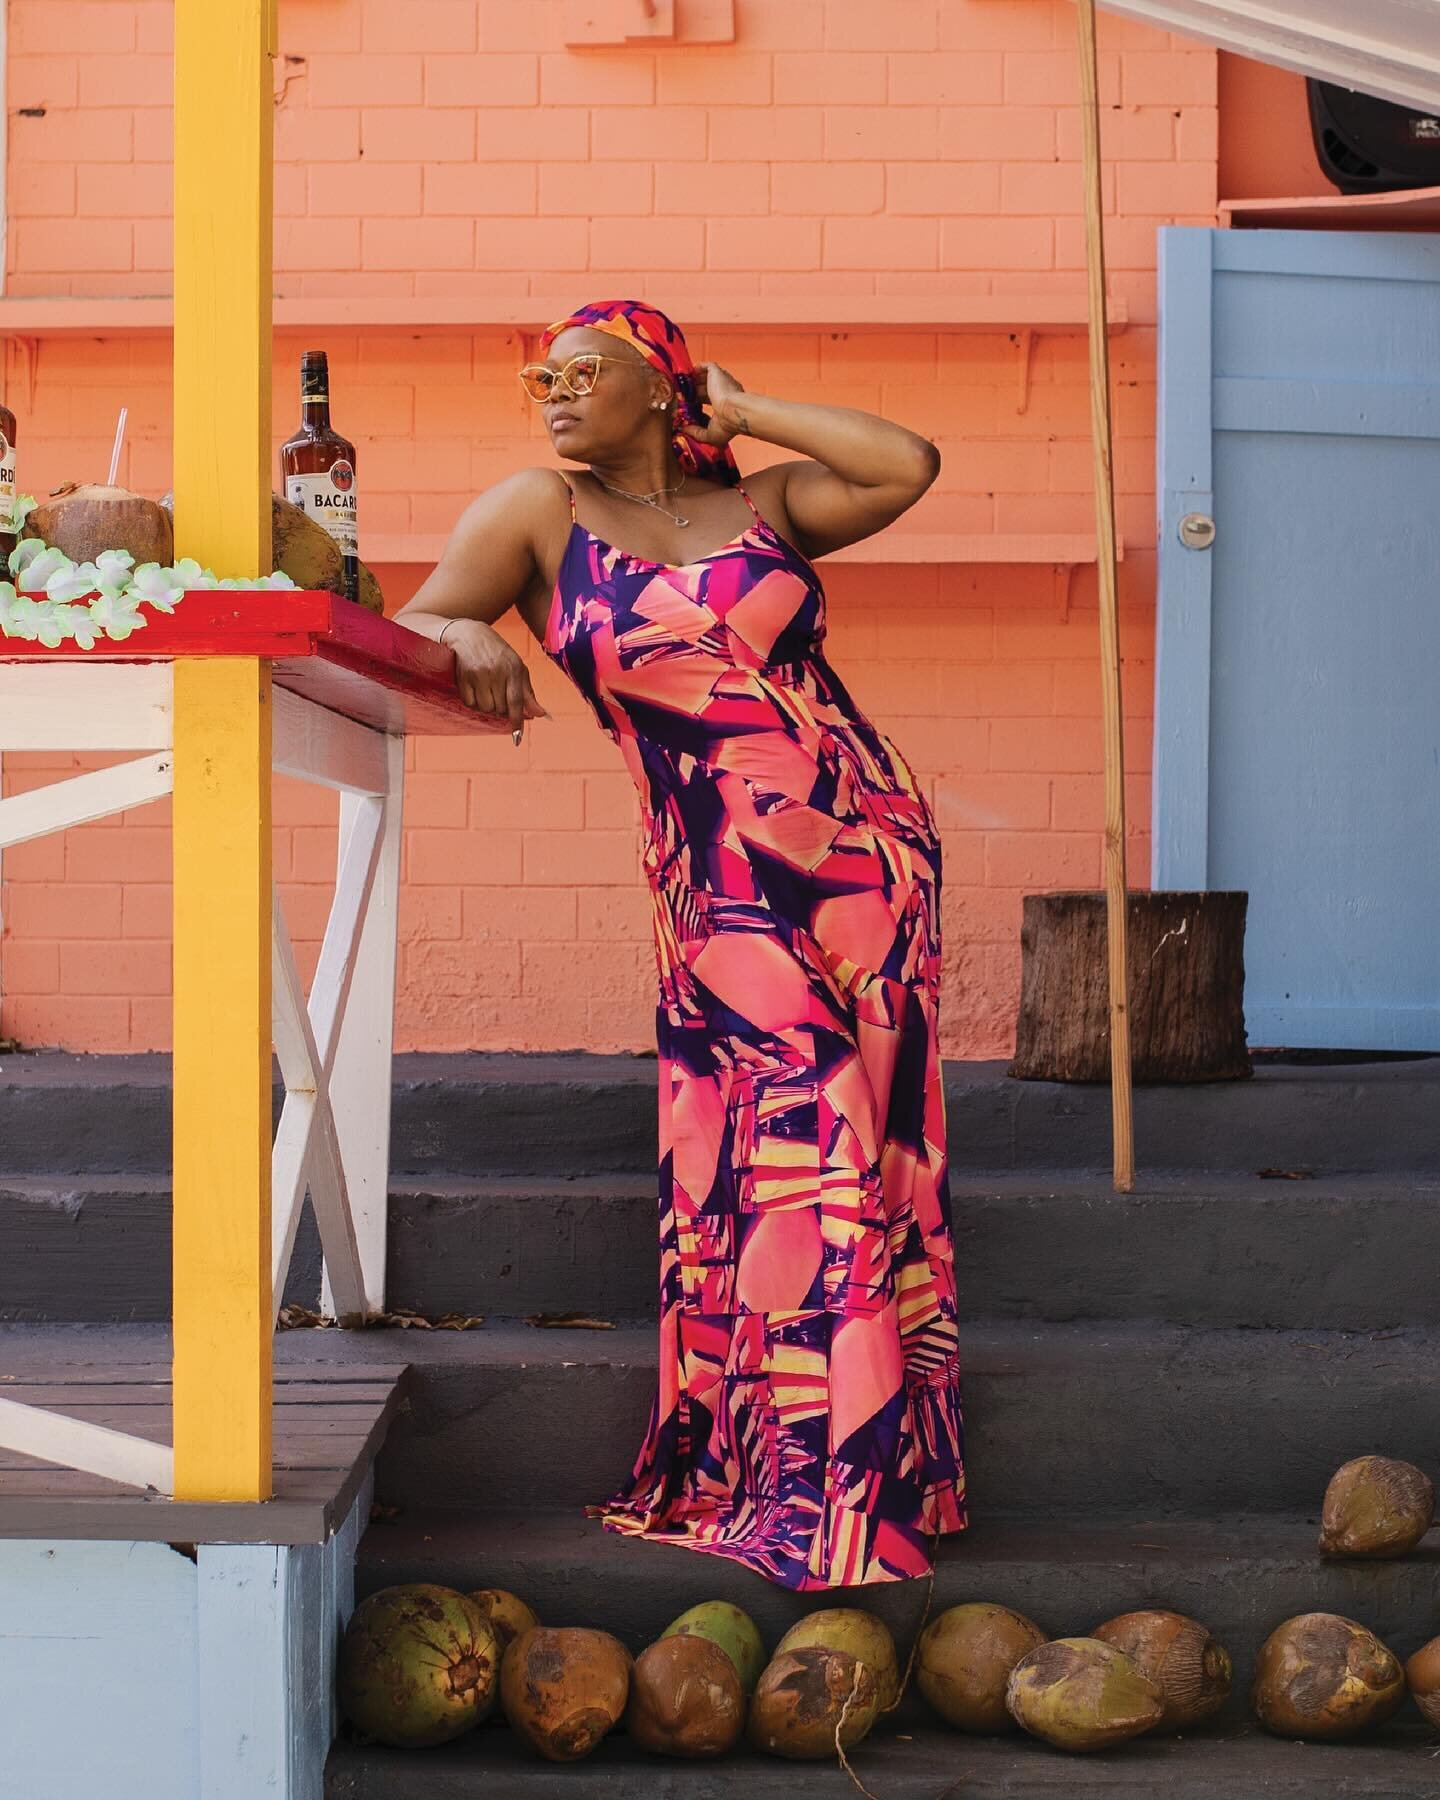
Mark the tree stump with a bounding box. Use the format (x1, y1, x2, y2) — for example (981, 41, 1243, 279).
(1009, 890, 1252, 1083)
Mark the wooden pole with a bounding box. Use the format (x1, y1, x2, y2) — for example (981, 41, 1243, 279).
(1075, 0, 1135, 1191)
(172, 0, 276, 1499)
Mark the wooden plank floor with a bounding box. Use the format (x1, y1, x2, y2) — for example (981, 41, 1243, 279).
(0, 1359, 409, 1544)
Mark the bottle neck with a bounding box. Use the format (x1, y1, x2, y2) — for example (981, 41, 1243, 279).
(301, 394, 332, 431)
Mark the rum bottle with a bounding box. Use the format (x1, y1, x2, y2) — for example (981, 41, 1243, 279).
(0, 397, 18, 563)
(280, 349, 358, 602)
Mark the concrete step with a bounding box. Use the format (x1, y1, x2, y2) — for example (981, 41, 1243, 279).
(7, 1169, 1439, 1331)
(9, 1318, 1437, 1520)
(326, 1715, 1440, 1798)
(0, 1174, 325, 1322)
(353, 1507, 1440, 1729)
(3, 1049, 1436, 1176)
(339, 1317, 1440, 1519)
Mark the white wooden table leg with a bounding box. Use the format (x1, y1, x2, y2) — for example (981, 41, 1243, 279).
(322, 732, 403, 1316)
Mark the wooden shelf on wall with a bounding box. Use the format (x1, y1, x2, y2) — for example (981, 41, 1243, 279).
(1219, 186, 1440, 230)
(367, 530, 1118, 567)
(0, 291, 1129, 338)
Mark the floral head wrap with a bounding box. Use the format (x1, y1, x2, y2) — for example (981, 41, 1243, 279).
(537, 298, 740, 488)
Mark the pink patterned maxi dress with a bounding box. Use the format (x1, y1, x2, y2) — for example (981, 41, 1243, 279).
(542, 470, 967, 1589)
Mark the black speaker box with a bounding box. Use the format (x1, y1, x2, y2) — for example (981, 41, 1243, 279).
(1307, 80, 1440, 195)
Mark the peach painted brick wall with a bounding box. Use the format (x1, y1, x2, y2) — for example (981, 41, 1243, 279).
(0, 0, 1215, 1058)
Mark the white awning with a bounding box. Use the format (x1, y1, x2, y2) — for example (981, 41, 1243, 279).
(1100, 0, 1440, 114)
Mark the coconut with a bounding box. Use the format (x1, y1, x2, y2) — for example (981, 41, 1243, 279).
(916, 1602, 1048, 1732)
(662, 1600, 766, 1694)
(468, 1587, 540, 1724)
(156, 488, 384, 612)
(1090, 1610, 1231, 1730)
(1318, 1456, 1435, 1557)
(775, 1608, 901, 1712)
(747, 1645, 880, 1760)
(1005, 1637, 1164, 1752)
(337, 1582, 497, 1749)
(468, 1588, 539, 1660)
(270, 492, 385, 614)
(1404, 1633, 1440, 1727)
(1251, 1612, 1405, 1739)
(24, 483, 173, 569)
(500, 1625, 632, 1762)
(626, 1634, 746, 1758)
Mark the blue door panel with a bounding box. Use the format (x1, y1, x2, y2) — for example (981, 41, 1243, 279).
(1157, 227, 1440, 1052)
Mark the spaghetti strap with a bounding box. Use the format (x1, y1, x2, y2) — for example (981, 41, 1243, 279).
(557, 470, 577, 520)
(735, 481, 761, 521)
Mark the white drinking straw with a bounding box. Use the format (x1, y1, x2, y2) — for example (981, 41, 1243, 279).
(106, 406, 129, 487)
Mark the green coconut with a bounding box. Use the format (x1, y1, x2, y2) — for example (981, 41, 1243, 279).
(468, 1588, 539, 1660)
(468, 1587, 540, 1724)
(1252, 1613, 1406, 1740)
(337, 1583, 498, 1749)
(626, 1634, 746, 1758)
(662, 1600, 766, 1694)
(501, 1625, 632, 1762)
(916, 1602, 1048, 1732)
(1006, 1637, 1164, 1752)
(748, 1645, 881, 1760)
(775, 1608, 901, 1712)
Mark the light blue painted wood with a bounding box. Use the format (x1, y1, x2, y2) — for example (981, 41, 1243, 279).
(0, 1477, 374, 1800)
(0, 1539, 199, 1798)
(1213, 377, 1440, 439)
(1213, 228, 1440, 282)
(1157, 226, 1440, 1051)
(1154, 226, 1215, 890)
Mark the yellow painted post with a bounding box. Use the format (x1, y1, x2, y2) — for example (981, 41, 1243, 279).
(172, 0, 276, 1499)
(172, 662, 274, 1498)
(174, 0, 273, 577)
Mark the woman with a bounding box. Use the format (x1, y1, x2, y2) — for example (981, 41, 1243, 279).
(396, 299, 967, 1590)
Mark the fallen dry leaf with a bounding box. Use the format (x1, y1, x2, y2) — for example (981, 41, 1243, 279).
(525, 1311, 616, 1330)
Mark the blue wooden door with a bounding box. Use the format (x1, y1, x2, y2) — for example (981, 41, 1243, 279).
(1156, 227, 1440, 1052)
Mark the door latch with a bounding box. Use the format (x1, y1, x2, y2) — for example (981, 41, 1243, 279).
(1178, 513, 1216, 550)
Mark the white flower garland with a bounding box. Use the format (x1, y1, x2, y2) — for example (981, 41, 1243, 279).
(0, 494, 299, 648)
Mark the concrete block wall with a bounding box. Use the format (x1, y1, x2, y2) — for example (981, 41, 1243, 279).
(0, 0, 1225, 1057)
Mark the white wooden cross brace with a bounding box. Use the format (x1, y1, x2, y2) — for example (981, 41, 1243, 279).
(270, 792, 384, 1323)
(0, 670, 404, 1492)
(0, 751, 175, 849)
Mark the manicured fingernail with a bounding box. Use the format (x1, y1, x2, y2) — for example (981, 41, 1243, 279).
(512, 729, 522, 746)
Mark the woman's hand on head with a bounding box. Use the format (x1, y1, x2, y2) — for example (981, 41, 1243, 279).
(681, 362, 749, 447)
(445, 618, 550, 742)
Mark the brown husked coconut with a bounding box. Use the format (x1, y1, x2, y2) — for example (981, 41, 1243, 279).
(747, 1645, 880, 1760)
(270, 492, 385, 613)
(662, 1600, 766, 1694)
(1006, 1637, 1163, 1752)
(156, 488, 384, 612)
(1404, 1634, 1440, 1727)
(500, 1625, 632, 1762)
(1252, 1613, 1405, 1739)
(1318, 1456, 1435, 1557)
(775, 1608, 901, 1712)
(25, 483, 174, 568)
(1090, 1610, 1231, 1730)
(625, 1634, 745, 1758)
(916, 1602, 1048, 1732)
